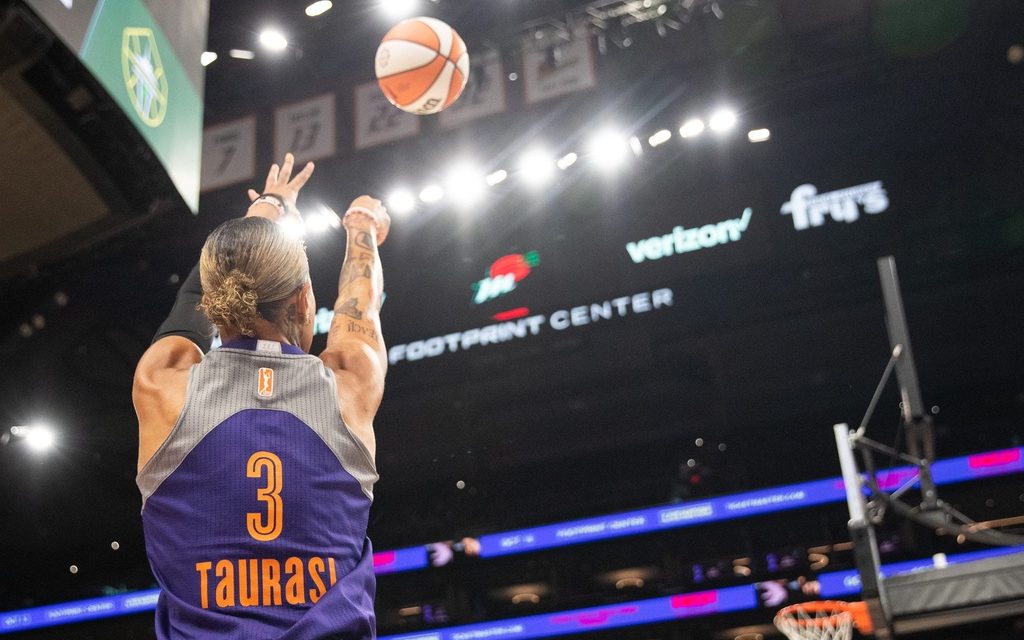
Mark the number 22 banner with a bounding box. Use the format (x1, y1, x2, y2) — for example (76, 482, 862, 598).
(353, 81, 421, 150)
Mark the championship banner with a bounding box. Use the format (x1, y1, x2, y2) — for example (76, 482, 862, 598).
(273, 93, 337, 163)
(200, 116, 256, 192)
(438, 51, 507, 129)
(523, 28, 597, 104)
(353, 82, 421, 150)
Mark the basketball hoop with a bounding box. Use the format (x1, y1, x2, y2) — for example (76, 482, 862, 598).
(774, 601, 871, 640)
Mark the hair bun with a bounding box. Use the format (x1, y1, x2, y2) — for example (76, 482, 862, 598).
(200, 269, 260, 337)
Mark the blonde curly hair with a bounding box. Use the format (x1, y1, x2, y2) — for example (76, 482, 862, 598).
(198, 217, 309, 337)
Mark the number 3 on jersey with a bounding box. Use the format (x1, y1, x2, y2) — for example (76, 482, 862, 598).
(247, 451, 283, 541)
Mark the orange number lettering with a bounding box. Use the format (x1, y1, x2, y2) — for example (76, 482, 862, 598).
(246, 451, 283, 541)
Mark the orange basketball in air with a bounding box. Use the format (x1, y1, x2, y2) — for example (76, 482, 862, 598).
(375, 17, 470, 115)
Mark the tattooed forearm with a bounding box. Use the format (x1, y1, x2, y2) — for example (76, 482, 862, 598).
(336, 297, 363, 320)
(355, 231, 373, 250)
(346, 321, 377, 341)
(339, 260, 372, 290)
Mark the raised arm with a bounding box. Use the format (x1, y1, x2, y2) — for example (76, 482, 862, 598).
(134, 153, 314, 471)
(319, 196, 391, 455)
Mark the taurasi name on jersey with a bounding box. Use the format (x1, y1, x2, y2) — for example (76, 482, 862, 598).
(193, 556, 339, 609)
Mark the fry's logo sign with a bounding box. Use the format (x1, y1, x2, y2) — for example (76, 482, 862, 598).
(472, 251, 540, 304)
(780, 181, 888, 230)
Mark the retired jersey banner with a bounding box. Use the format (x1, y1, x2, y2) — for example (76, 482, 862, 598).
(200, 116, 256, 192)
(438, 51, 507, 129)
(523, 28, 597, 104)
(273, 93, 337, 163)
(353, 82, 421, 150)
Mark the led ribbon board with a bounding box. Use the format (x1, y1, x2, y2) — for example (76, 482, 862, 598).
(7, 549, 1022, 635)
(370, 448, 1022, 572)
(3, 449, 1020, 633)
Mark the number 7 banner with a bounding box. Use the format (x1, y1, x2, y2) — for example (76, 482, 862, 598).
(273, 93, 337, 163)
(200, 116, 257, 192)
(353, 81, 421, 150)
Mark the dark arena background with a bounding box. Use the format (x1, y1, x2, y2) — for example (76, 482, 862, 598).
(1, 0, 1023, 638)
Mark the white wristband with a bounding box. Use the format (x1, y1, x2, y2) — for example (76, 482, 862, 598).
(344, 206, 376, 219)
(250, 195, 286, 218)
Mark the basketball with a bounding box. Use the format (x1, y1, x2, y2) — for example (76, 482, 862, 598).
(375, 17, 470, 115)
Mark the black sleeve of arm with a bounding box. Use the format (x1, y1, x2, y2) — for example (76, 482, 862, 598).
(153, 263, 213, 353)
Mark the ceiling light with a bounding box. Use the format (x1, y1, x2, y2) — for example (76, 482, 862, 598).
(556, 152, 578, 170)
(588, 130, 630, 170)
(419, 184, 444, 203)
(648, 129, 671, 147)
(485, 169, 508, 186)
(518, 150, 555, 186)
(629, 136, 643, 156)
(305, 1, 333, 17)
(305, 214, 330, 233)
(747, 128, 770, 143)
(446, 164, 486, 206)
(709, 108, 738, 132)
(387, 189, 416, 215)
(278, 216, 306, 238)
(200, 51, 218, 66)
(258, 29, 288, 52)
(679, 118, 705, 138)
(25, 426, 55, 452)
(1008, 44, 1024, 65)
(615, 577, 645, 589)
(511, 592, 540, 604)
(381, 0, 418, 18)
(229, 49, 255, 60)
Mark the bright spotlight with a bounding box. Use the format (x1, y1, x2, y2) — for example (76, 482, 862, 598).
(588, 130, 630, 170)
(305, 214, 331, 233)
(709, 109, 737, 132)
(387, 189, 416, 215)
(25, 426, 55, 452)
(305, 1, 333, 17)
(278, 216, 306, 238)
(446, 164, 486, 205)
(419, 184, 444, 203)
(518, 150, 554, 186)
(229, 49, 255, 60)
(679, 118, 705, 138)
(485, 169, 508, 186)
(259, 29, 288, 52)
(648, 129, 671, 147)
(381, 0, 418, 18)
(556, 152, 578, 170)
(629, 136, 643, 157)
(200, 51, 218, 67)
(747, 128, 770, 143)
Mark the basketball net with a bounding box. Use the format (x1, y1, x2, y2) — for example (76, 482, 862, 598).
(774, 601, 857, 640)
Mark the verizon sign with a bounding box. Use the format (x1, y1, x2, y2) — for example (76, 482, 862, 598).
(780, 181, 889, 230)
(625, 208, 753, 264)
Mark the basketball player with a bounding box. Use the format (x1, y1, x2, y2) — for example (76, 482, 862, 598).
(132, 153, 390, 639)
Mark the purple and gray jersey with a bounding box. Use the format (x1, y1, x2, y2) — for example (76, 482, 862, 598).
(137, 338, 378, 639)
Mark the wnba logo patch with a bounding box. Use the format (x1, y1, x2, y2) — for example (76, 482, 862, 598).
(257, 368, 274, 398)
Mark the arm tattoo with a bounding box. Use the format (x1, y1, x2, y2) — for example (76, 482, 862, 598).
(336, 297, 363, 320)
(346, 321, 378, 341)
(339, 261, 372, 289)
(354, 231, 373, 250)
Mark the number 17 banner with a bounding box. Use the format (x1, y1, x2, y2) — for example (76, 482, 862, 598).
(274, 93, 337, 163)
(200, 116, 257, 192)
(353, 81, 421, 150)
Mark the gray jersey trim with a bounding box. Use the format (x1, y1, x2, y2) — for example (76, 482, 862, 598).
(137, 347, 378, 509)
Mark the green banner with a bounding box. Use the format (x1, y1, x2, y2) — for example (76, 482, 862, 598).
(79, 0, 202, 211)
